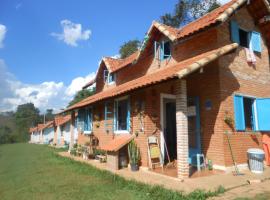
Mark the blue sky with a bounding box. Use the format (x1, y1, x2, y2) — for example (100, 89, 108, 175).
(0, 0, 229, 112)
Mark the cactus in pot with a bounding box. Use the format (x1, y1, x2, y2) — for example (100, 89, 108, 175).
(128, 140, 140, 171)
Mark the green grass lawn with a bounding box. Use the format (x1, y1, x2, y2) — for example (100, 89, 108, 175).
(0, 143, 224, 200)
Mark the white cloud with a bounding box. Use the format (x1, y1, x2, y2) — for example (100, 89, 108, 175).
(217, 0, 230, 4)
(0, 24, 7, 48)
(65, 72, 95, 96)
(51, 20, 91, 47)
(0, 59, 95, 113)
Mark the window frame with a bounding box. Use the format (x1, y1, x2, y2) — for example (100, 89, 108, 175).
(154, 40, 172, 61)
(77, 107, 93, 134)
(114, 96, 130, 134)
(234, 94, 259, 132)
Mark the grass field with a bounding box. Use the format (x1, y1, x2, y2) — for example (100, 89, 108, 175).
(0, 143, 224, 200)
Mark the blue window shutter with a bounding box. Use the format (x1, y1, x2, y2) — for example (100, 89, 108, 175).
(84, 109, 88, 131)
(256, 98, 270, 131)
(114, 101, 117, 131)
(127, 98, 131, 131)
(230, 21, 240, 44)
(250, 31, 262, 53)
(234, 95, 245, 131)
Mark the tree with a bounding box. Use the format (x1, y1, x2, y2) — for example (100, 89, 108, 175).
(119, 40, 140, 59)
(68, 89, 95, 107)
(160, 0, 220, 28)
(45, 109, 54, 121)
(14, 103, 41, 142)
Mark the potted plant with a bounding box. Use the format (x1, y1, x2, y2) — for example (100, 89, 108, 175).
(128, 140, 140, 171)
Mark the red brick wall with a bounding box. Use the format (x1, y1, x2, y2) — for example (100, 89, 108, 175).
(77, 5, 270, 170)
(217, 6, 270, 167)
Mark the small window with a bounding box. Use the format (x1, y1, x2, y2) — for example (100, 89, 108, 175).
(154, 40, 171, 61)
(115, 98, 130, 132)
(108, 73, 115, 84)
(163, 41, 171, 59)
(239, 29, 249, 48)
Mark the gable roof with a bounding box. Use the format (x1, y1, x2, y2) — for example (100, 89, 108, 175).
(82, 51, 139, 89)
(66, 43, 238, 111)
(83, 0, 256, 85)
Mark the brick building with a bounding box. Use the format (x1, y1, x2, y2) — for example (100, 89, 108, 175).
(64, 0, 270, 178)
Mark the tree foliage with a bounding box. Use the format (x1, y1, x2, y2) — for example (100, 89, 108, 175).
(14, 103, 41, 142)
(160, 0, 221, 28)
(68, 89, 95, 107)
(0, 103, 41, 144)
(119, 40, 140, 59)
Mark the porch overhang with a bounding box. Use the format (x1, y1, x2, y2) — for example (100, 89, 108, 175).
(100, 134, 135, 152)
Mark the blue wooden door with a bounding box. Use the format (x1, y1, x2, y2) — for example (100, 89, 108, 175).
(188, 97, 201, 165)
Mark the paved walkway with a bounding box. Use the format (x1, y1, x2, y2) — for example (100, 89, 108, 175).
(58, 152, 270, 194)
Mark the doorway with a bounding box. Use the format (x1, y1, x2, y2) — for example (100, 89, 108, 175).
(160, 94, 176, 165)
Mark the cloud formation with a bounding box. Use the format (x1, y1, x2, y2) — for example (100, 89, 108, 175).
(217, 0, 230, 4)
(0, 59, 95, 113)
(0, 24, 7, 48)
(51, 20, 91, 47)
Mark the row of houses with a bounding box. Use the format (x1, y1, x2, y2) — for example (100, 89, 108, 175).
(29, 115, 78, 146)
(30, 0, 270, 178)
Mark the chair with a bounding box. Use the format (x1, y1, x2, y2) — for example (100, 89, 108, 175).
(147, 136, 163, 170)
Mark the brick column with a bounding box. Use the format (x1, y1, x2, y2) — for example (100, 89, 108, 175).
(69, 111, 75, 150)
(176, 79, 189, 178)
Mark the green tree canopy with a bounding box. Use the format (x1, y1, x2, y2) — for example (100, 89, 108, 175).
(14, 103, 41, 142)
(160, 0, 220, 28)
(119, 40, 140, 59)
(68, 89, 95, 107)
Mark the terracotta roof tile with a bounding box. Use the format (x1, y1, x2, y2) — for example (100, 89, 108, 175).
(66, 43, 238, 111)
(29, 127, 38, 133)
(37, 121, 54, 131)
(55, 115, 71, 126)
(100, 134, 135, 152)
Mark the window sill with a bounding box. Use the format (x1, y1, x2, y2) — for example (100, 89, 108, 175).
(114, 130, 129, 134)
(83, 131, 92, 135)
(107, 81, 115, 86)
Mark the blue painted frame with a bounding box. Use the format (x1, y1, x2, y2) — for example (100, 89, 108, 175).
(188, 96, 201, 165)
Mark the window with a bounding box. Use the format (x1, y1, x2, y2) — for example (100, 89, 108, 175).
(163, 41, 171, 60)
(239, 29, 249, 48)
(154, 40, 171, 61)
(114, 97, 130, 132)
(230, 20, 262, 52)
(78, 108, 92, 134)
(234, 95, 270, 132)
(108, 73, 115, 84)
(243, 97, 255, 130)
(103, 70, 115, 84)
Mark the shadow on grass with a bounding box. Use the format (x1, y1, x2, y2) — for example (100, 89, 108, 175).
(53, 150, 225, 200)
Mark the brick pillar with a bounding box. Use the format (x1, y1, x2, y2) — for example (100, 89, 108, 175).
(40, 130, 43, 144)
(176, 79, 189, 178)
(69, 111, 75, 150)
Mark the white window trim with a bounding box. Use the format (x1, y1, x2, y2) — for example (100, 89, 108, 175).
(114, 130, 129, 134)
(114, 95, 130, 133)
(83, 130, 93, 135)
